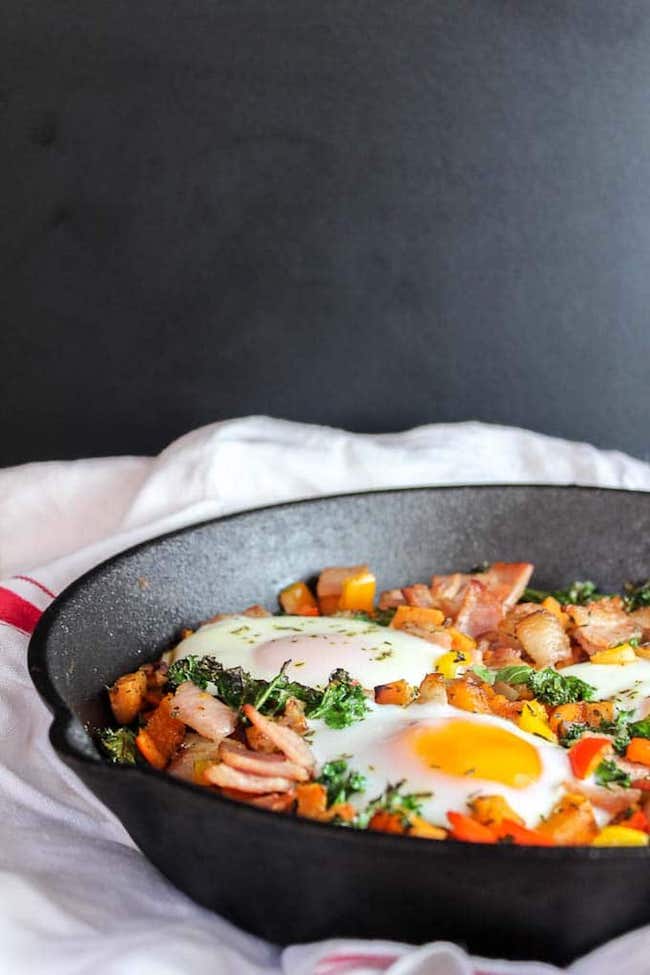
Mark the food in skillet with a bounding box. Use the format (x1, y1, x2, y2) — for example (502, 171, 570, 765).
(99, 564, 650, 846)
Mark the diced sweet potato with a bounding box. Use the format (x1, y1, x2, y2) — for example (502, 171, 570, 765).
(469, 794, 524, 827)
(368, 809, 407, 834)
(135, 694, 186, 770)
(108, 670, 147, 725)
(391, 605, 445, 629)
(537, 793, 598, 845)
(374, 679, 417, 707)
(446, 678, 491, 714)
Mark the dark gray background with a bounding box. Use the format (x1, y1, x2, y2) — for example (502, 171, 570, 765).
(2, 0, 649, 465)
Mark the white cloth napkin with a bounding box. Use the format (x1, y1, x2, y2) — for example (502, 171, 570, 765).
(2, 416, 650, 975)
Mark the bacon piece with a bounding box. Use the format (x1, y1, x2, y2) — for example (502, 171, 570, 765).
(168, 733, 222, 784)
(482, 644, 523, 669)
(630, 607, 650, 640)
(219, 738, 309, 781)
(514, 607, 572, 669)
(484, 562, 534, 610)
(171, 682, 237, 742)
(430, 572, 471, 617)
(378, 588, 406, 610)
(248, 792, 296, 812)
(204, 763, 295, 794)
(242, 704, 315, 771)
(567, 597, 642, 655)
(455, 580, 503, 638)
(573, 783, 642, 815)
(402, 584, 435, 608)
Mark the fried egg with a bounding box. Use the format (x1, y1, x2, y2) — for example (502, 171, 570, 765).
(309, 702, 571, 828)
(561, 658, 650, 717)
(172, 615, 448, 689)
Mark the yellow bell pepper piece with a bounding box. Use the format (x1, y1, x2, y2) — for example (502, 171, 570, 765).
(436, 648, 472, 679)
(541, 596, 569, 628)
(446, 627, 477, 654)
(590, 645, 637, 665)
(592, 825, 649, 847)
(338, 571, 377, 613)
(518, 700, 558, 743)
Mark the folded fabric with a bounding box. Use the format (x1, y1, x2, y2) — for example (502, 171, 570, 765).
(1, 416, 649, 975)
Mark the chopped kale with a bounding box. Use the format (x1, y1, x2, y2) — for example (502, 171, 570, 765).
(307, 668, 369, 729)
(495, 665, 595, 706)
(167, 656, 367, 729)
(166, 654, 210, 690)
(97, 727, 137, 765)
(522, 580, 604, 606)
(316, 759, 367, 806)
(356, 780, 432, 829)
(594, 759, 632, 790)
(629, 716, 650, 739)
(623, 580, 650, 612)
(471, 663, 496, 685)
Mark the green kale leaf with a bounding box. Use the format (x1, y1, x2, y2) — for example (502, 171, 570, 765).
(97, 727, 137, 765)
(316, 759, 367, 806)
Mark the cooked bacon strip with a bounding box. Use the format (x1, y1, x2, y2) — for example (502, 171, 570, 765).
(168, 732, 222, 784)
(572, 782, 642, 815)
(378, 588, 406, 610)
(402, 584, 435, 608)
(204, 763, 295, 794)
(455, 580, 503, 638)
(430, 572, 471, 617)
(484, 562, 534, 610)
(567, 597, 641, 655)
(242, 704, 315, 771)
(172, 682, 236, 742)
(482, 643, 523, 669)
(631, 607, 650, 639)
(514, 607, 572, 669)
(248, 792, 296, 812)
(219, 738, 309, 781)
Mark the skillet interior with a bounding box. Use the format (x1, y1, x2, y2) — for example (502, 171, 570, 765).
(29, 486, 650, 963)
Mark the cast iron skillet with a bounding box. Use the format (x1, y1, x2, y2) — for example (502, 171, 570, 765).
(29, 486, 650, 964)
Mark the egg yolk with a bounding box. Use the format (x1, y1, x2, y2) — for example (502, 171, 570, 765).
(409, 719, 542, 788)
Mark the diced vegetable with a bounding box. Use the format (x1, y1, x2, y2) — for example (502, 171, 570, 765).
(446, 627, 477, 653)
(108, 669, 147, 725)
(135, 694, 186, 770)
(568, 736, 613, 779)
(468, 795, 523, 827)
(417, 672, 448, 704)
(447, 811, 497, 844)
(390, 605, 445, 630)
(592, 825, 649, 847)
(590, 645, 638, 665)
(279, 582, 319, 616)
(338, 571, 377, 613)
(492, 819, 555, 846)
(518, 700, 557, 743)
(446, 679, 491, 714)
(626, 738, 650, 767)
(374, 679, 417, 707)
(536, 793, 598, 845)
(436, 649, 472, 680)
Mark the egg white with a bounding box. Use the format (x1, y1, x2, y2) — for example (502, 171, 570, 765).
(561, 659, 650, 717)
(309, 702, 571, 829)
(172, 615, 448, 689)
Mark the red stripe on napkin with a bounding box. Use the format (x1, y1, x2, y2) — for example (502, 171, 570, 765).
(13, 575, 57, 599)
(0, 587, 43, 634)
